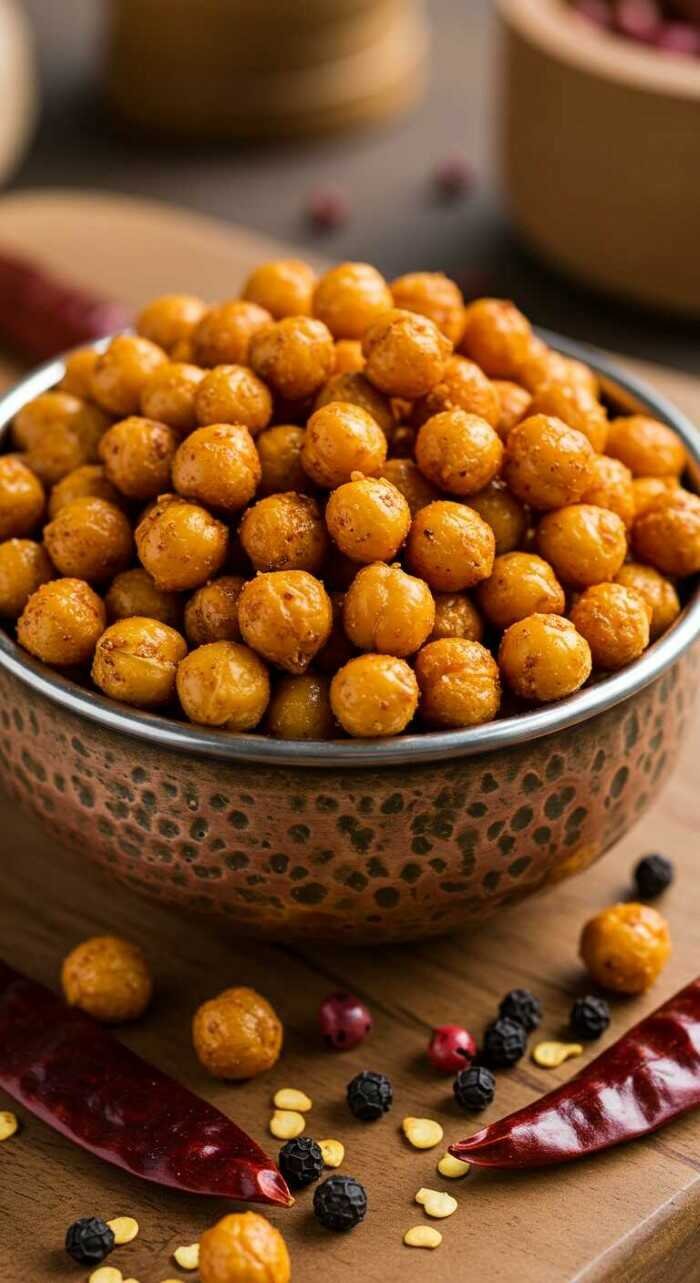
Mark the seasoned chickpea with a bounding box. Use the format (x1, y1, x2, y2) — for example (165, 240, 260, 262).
(466, 480, 528, 555)
(140, 361, 204, 435)
(492, 380, 532, 438)
(538, 504, 627, 587)
(407, 501, 495, 591)
(242, 257, 316, 318)
(44, 497, 133, 583)
(516, 345, 598, 397)
(195, 364, 272, 435)
(632, 475, 679, 517)
(173, 423, 261, 511)
(302, 402, 387, 488)
(416, 409, 503, 496)
(313, 261, 392, 339)
(238, 570, 332, 673)
(431, 592, 483, 642)
(48, 464, 121, 518)
(477, 552, 565, 630)
(98, 416, 177, 500)
(256, 424, 308, 495)
(330, 653, 418, 737)
(580, 903, 671, 994)
(504, 415, 595, 510)
(581, 455, 636, 527)
(177, 640, 270, 730)
(137, 293, 207, 352)
(615, 562, 681, 640)
(529, 381, 607, 453)
(91, 334, 167, 415)
(106, 567, 180, 627)
(17, 393, 110, 486)
(632, 490, 700, 577)
(62, 935, 152, 1023)
(0, 455, 45, 538)
(249, 315, 334, 401)
(136, 494, 229, 590)
(379, 457, 438, 516)
(193, 985, 283, 1078)
(498, 613, 592, 702)
(314, 371, 394, 439)
(239, 492, 328, 573)
(460, 298, 532, 378)
(416, 637, 501, 727)
(199, 1212, 290, 1283)
(17, 578, 106, 666)
(315, 590, 355, 673)
(267, 673, 335, 740)
(391, 271, 465, 344)
(362, 308, 452, 399)
(412, 356, 500, 430)
(185, 576, 245, 645)
(192, 299, 272, 367)
(570, 582, 650, 671)
(58, 346, 99, 398)
(606, 415, 686, 478)
(0, 539, 53, 617)
(333, 339, 365, 374)
(344, 562, 435, 655)
(92, 616, 187, 706)
(326, 476, 410, 563)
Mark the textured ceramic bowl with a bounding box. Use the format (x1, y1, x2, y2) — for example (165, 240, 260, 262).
(0, 335, 698, 942)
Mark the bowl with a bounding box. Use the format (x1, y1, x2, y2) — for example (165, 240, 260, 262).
(0, 335, 698, 943)
(497, 0, 700, 315)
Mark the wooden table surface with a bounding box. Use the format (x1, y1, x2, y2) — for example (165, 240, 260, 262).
(0, 193, 698, 1283)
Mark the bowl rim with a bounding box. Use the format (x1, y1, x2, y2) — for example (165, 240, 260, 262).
(0, 330, 699, 769)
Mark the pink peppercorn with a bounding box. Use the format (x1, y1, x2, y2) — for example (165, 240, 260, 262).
(307, 185, 350, 233)
(433, 154, 475, 201)
(427, 1024, 477, 1074)
(614, 0, 663, 41)
(319, 992, 373, 1051)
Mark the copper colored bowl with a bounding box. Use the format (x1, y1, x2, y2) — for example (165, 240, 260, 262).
(0, 335, 698, 942)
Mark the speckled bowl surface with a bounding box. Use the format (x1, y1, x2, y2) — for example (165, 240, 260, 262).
(0, 334, 698, 942)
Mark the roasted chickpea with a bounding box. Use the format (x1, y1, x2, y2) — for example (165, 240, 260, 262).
(504, 415, 595, 510)
(498, 613, 592, 702)
(477, 552, 565, 630)
(177, 640, 270, 730)
(314, 371, 394, 439)
(537, 504, 627, 588)
(48, 464, 121, 519)
(199, 1212, 290, 1283)
(170, 337, 195, 362)
(62, 935, 152, 1023)
(185, 576, 245, 645)
(17, 578, 106, 666)
(58, 346, 99, 398)
(267, 673, 335, 740)
(249, 315, 334, 400)
(606, 415, 686, 478)
(343, 562, 435, 655)
(106, 567, 180, 627)
(140, 361, 204, 435)
(615, 562, 681, 640)
(172, 423, 261, 512)
(333, 339, 365, 374)
(0, 539, 53, 617)
(415, 409, 503, 496)
(0, 455, 45, 538)
(256, 425, 308, 495)
(330, 653, 418, 737)
(98, 416, 177, 500)
(416, 637, 501, 727)
(391, 271, 465, 344)
(516, 345, 598, 397)
(632, 475, 679, 518)
(492, 380, 532, 438)
(528, 380, 608, 453)
(44, 497, 133, 583)
(362, 308, 452, 399)
(580, 903, 671, 994)
(136, 494, 229, 590)
(16, 393, 110, 486)
(570, 582, 650, 671)
(315, 590, 356, 673)
(581, 454, 636, 527)
(466, 480, 528, 555)
(193, 984, 283, 1078)
(326, 476, 410, 563)
(92, 616, 187, 706)
(632, 490, 700, 577)
(460, 298, 532, 378)
(191, 299, 272, 367)
(239, 493, 328, 573)
(407, 501, 495, 591)
(238, 570, 332, 673)
(137, 293, 207, 352)
(91, 335, 167, 416)
(242, 257, 316, 318)
(412, 356, 500, 430)
(313, 261, 393, 339)
(302, 402, 387, 488)
(379, 457, 438, 517)
(431, 592, 483, 642)
(195, 364, 272, 435)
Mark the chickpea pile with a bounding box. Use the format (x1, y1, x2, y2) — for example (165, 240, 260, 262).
(3, 263, 697, 741)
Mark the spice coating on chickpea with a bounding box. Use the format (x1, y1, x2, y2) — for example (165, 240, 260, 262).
(314, 370, 394, 439)
(570, 583, 650, 671)
(185, 576, 245, 645)
(529, 381, 608, 453)
(416, 637, 501, 728)
(44, 496, 133, 583)
(460, 298, 532, 379)
(416, 409, 503, 496)
(632, 491, 700, 577)
(431, 592, 483, 643)
(58, 347, 99, 398)
(177, 640, 270, 730)
(466, 480, 528, 555)
(105, 567, 180, 627)
(391, 271, 465, 344)
(504, 415, 595, 510)
(499, 613, 592, 703)
(61, 935, 152, 1023)
(615, 563, 681, 640)
(238, 570, 332, 673)
(344, 562, 435, 656)
(195, 364, 273, 435)
(606, 415, 686, 478)
(173, 423, 261, 512)
(0, 455, 45, 538)
(516, 346, 598, 397)
(362, 308, 452, 399)
(330, 653, 419, 737)
(537, 504, 627, 587)
(0, 539, 53, 618)
(136, 293, 207, 352)
(92, 616, 186, 706)
(580, 903, 671, 994)
(191, 299, 272, 367)
(256, 424, 308, 496)
(17, 577, 106, 666)
(333, 339, 365, 374)
(412, 356, 500, 430)
(99, 416, 177, 500)
(140, 361, 204, 436)
(135, 494, 229, 591)
(477, 552, 565, 630)
(407, 501, 495, 592)
(249, 316, 334, 401)
(267, 673, 335, 740)
(48, 464, 121, 518)
(326, 476, 411, 564)
(313, 261, 393, 340)
(239, 493, 328, 573)
(243, 258, 316, 319)
(91, 335, 167, 416)
(302, 402, 387, 488)
(492, 380, 532, 438)
(379, 457, 438, 516)
(193, 986, 283, 1080)
(581, 455, 636, 527)
(199, 1212, 291, 1283)
(13, 390, 108, 455)
(631, 476, 679, 518)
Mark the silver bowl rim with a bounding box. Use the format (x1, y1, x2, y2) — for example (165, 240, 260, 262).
(0, 329, 698, 769)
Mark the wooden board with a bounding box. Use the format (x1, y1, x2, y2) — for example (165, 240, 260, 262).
(0, 191, 698, 1283)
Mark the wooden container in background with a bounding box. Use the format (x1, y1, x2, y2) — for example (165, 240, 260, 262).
(497, 0, 700, 316)
(106, 0, 429, 139)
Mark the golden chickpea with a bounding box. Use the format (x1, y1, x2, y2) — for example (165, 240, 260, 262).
(391, 270, 465, 344)
(415, 409, 503, 496)
(302, 402, 387, 488)
(136, 293, 207, 352)
(333, 339, 365, 374)
(48, 464, 121, 519)
(314, 371, 394, 440)
(492, 380, 532, 438)
(177, 640, 270, 730)
(406, 500, 495, 591)
(17, 578, 106, 666)
(195, 364, 273, 435)
(313, 261, 393, 339)
(239, 493, 328, 573)
(44, 496, 133, 583)
(238, 570, 332, 673)
(466, 480, 528, 555)
(106, 567, 181, 627)
(580, 902, 671, 994)
(170, 337, 195, 362)
(242, 257, 316, 318)
(343, 562, 435, 655)
(140, 361, 205, 435)
(62, 935, 152, 1023)
(362, 308, 452, 399)
(98, 416, 177, 500)
(606, 415, 686, 478)
(477, 552, 565, 630)
(58, 346, 99, 398)
(632, 490, 700, 577)
(416, 637, 501, 727)
(504, 415, 595, 510)
(537, 504, 627, 587)
(136, 494, 229, 590)
(325, 476, 411, 563)
(267, 673, 335, 740)
(256, 424, 308, 496)
(498, 613, 592, 702)
(570, 582, 650, 671)
(249, 315, 334, 401)
(0, 455, 45, 538)
(632, 475, 679, 518)
(529, 380, 608, 453)
(172, 423, 261, 512)
(92, 616, 187, 706)
(615, 562, 681, 640)
(412, 356, 500, 430)
(516, 346, 598, 397)
(431, 592, 484, 642)
(315, 590, 355, 673)
(91, 335, 168, 416)
(581, 454, 636, 527)
(199, 1212, 291, 1283)
(330, 653, 419, 737)
(16, 393, 110, 486)
(379, 457, 438, 517)
(460, 298, 532, 378)
(193, 986, 282, 1079)
(0, 539, 53, 617)
(191, 299, 272, 367)
(185, 576, 245, 645)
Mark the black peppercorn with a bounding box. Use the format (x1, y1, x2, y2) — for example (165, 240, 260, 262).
(313, 1175, 367, 1230)
(346, 1070, 393, 1121)
(634, 853, 674, 899)
(482, 1016, 527, 1068)
(65, 1217, 115, 1266)
(453, 1065, 496, 1111)
(570, 994, 611, 1041)
(278, 1136, 324, 1190)
(498, 988, 542, 1033)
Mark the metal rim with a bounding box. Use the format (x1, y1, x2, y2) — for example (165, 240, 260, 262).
(0, 331, 698, 769)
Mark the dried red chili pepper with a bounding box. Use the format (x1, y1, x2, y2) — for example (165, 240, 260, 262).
(450, 977, 700, 1169)
(0, 251, 130, 363)
(0, 961, 292, 1206)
